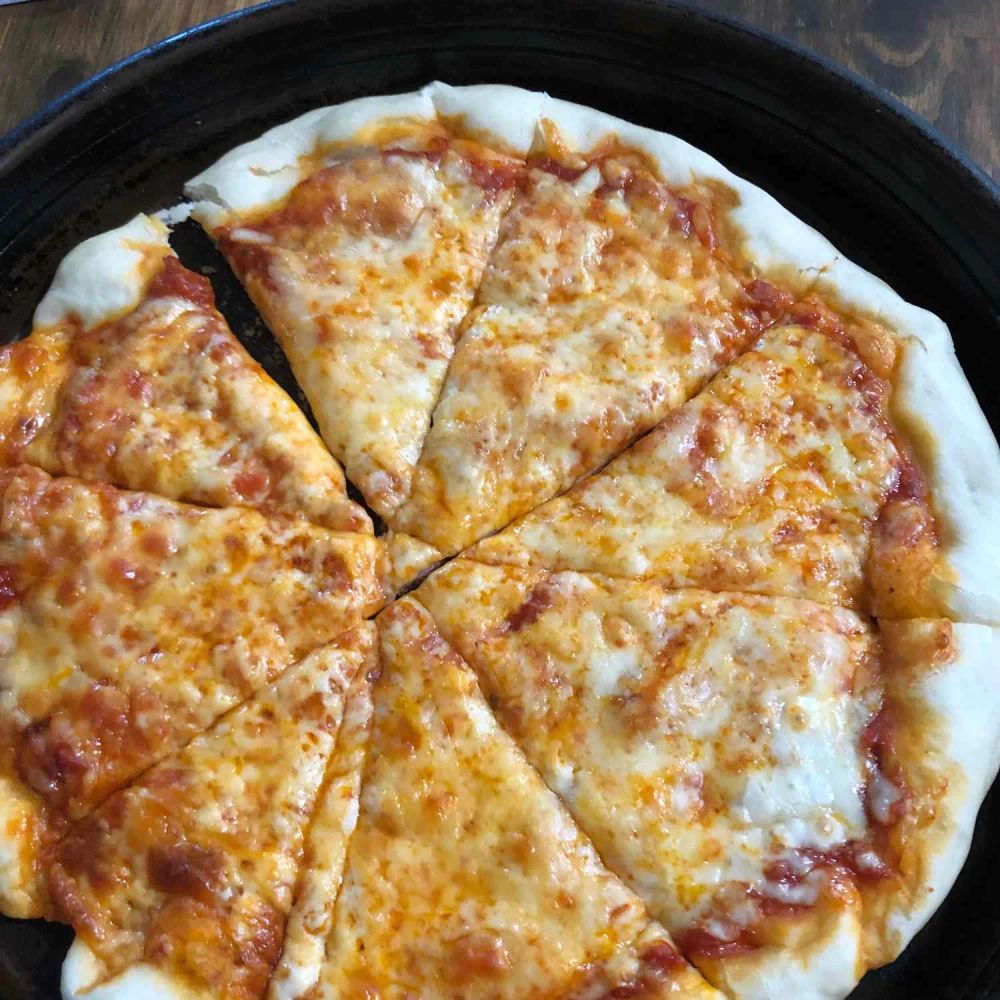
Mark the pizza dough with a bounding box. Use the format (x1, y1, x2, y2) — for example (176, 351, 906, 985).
(2, 217, 370, 534)
(0, 81, 996, 1000)
(56, 627, 375, 1000)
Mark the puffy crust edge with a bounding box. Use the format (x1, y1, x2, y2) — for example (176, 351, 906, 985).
(863, 620, 1000, 966)
(697, 611, 1000, 1000)
(33, 214, 171, 332)
(892, 339, 1000, 624)
(62, 938, 206, 1000)
(696, 904, 864, 1000)
(182, 82, 1000, 623)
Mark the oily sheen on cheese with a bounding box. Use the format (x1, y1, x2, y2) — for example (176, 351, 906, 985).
(467, 323, 930, 615)
(1, 221, 369, 535)
(198, 130, 522, 521)
(53, 627, 375, 1000)
(416, 563, 884, 939)
(0, 465, 381, 916)
(394, 146, 794, 555)
(298, 598, 721, 1000)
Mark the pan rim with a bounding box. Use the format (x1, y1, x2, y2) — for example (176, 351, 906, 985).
(0, 0, 997, 208)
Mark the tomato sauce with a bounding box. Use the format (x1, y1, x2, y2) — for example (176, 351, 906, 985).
(501, 581, 556, 634)
(528, 153, 588, 182)
(146, 256, 216, 311)
(598, 940, 690, 998)
(467, 157, 527, 201)
(147, 842, 224, 904)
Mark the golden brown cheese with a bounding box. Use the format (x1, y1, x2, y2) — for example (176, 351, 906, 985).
(396, 145, 791, 556)
(209, 126, 522, 521)
(0, 256, 370, 535)
(0, 466, 381, 916)
(300, 598, 720, 1000)
(49, 627, 374, 1000)
(415, 561, 908, 987)
(467, 324, 933, 615)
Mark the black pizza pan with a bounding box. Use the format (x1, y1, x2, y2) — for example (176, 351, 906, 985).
(1, 1, 999, 997)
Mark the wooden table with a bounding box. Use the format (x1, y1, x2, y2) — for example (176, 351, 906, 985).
(1, 0, 998, 181)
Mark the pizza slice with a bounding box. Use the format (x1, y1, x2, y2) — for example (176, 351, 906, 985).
(266, 667, 373, 1000)
(0, 465, 382, 918)
(188, 99, 523, 522)
(273, 596, 720, 999)
(415, 561, 1000, 997)
(467, 321, 941, 617)
(53, 623, 376, 1000)
(0, 215, 370, 534)
(393, 126, 801, 556)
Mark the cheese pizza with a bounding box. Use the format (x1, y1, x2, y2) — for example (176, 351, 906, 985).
(391, 135, 797, 557)
(0, 215, 370, 535)
(267, 663, 374, 1000)
(189, 106, 522, 525)
(279, 597, 720, 999)
(54, 624, 375, 1000)
(415, 560, 1000, 998)
(466, 320, 935, 618)
(0, 81, 997, 1000)
(0, 465, 381, 917)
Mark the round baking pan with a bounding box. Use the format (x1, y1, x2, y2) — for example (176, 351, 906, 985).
(1, 1, 999, 997)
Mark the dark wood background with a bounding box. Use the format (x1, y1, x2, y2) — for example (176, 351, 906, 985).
(0, 0, 998, 179)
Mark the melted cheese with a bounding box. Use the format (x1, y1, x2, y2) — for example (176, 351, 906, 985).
(267, 671, 373, 1000)
(303, 598, 719, 999)
(5, 250, 369, 534)
(0, 466, 381, 916)
(0, 771, 43, 918)
(468, 325, 901, 610)
(208, 141, 517, 521)
(53, 628, 374, 1000)
(416, 561, 880, 934)
(395, 159, 770, 556)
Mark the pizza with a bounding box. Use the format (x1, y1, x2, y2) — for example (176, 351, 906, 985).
(278, 597, 720, 1000)
(465, 320, 934, 617)
(0, 465, 381, 918)
(0, 215, 370, 535)
(54, 624, 375, 1000)
(266, 665, 374, 1000)
(415, 560, 1000, 996)
(0, 81, 997, 1000)
(189, 102, 522, 530)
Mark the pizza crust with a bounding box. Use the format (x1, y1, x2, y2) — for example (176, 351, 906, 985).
(179, 78, 989, 356)
(186, 91, 437, 226)
(428, 84, 961, 345)
(62, 939, 204, 1000)
(700, 905, 863, 1000)
(185, 82, 838, 283)
(867, 620, 1000, 963)
(33, 215, 170, 331)
(892, 339, 1000, 624)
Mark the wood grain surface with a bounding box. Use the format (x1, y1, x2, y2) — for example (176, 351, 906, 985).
(0, 0, 997, 180)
